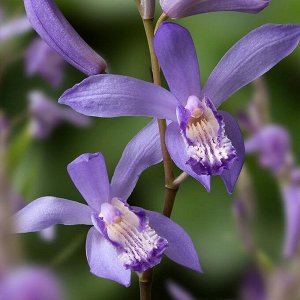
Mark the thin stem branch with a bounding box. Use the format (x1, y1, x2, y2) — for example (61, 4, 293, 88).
(138, 269, 153, 300)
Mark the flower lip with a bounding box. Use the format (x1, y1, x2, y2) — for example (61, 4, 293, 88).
(177, 95, 237, 176)
(93, 198, 168, 273)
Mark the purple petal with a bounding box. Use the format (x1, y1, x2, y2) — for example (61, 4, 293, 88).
(0, 16, 31, 42)
(145, 209, 202, 272)
(282, 184, 300, 258)
(111, 119, 162, 201)
(58, 74, 178, 121)
(67, 153, 110, 211)
(160, 0, 269, 19)
(202, 24, 300, 108)
(14, 197, 92, 233)
(219, 112, 245, 194)
(86, 227, 131, 287)
(26, 38, 66, 87)
(165, 122, 211, 191)
(24, 0, 107, 75)
(154, 22, 201, 104)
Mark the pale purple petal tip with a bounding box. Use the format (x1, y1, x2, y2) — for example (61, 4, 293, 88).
(29, 90, 90, 139)
(58, 74, 178, 121)
(146, 209, 202, 273)
(111, 119, 162, 201)
(86, 228, 131, 287)
(160, 0, 270, 19)
(26, 38, 65, 87)
(24, 0, 107, 75)
(14, 197, 92, 233)
(0, 267, 63, 300)
(167, 280, 195, 300)
(67, 153, 110, 211)
(0, 16, 31, 42)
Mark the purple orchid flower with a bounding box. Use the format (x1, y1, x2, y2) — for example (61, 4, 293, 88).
(245, 125, 291, 175)
(26, 38, 66, 87)
(28, 90, 90, 139)
(0, 15, 31, 42)
(0, 266, 63, 300)
(58, 22, 300, 193)
(160, 0, 270, 19)
(24, 0, 107, 75)
(14, 121, 201, 286)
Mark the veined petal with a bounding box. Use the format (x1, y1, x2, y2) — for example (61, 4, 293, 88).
(165, 122, 211, 191)
(111, 120, 162, 201)
(14, 197, 92, 233)
(203, 24, 300, 108)
(154, 22, 201, 104)
(86, 227, 131, 287)
(67, 153, 110, 211)
(220, 112, 245, 194)
(24, 0, 107, 75)
(145, 209, 202, 272)
(58, 75, 178, 121)
(160, 0, 269, 19)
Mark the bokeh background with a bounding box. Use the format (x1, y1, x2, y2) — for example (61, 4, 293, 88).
(1, 0, 300, 299)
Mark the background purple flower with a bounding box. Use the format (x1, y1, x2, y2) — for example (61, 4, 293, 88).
(160, 0, 270, 19)
(28, 90, 90, 139)
(245, 125, 291, 174)
(0, 266, 63, 300)
(14, 121, 201, 286)
(26, 38, 65, 87)
(167, 280, 195, 300)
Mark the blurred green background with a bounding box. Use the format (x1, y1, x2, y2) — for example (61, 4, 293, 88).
(1, 0, 300, 299)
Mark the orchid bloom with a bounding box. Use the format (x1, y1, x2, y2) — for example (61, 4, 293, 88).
(59, 22, 300, 193)
(28, 91, 90, 139)
(26, 38, 66, 87)
(160, 0, 270, 19)
(245, 125, 291, 175)
(14, 121, 201, 286)
(24, 0, 107, 75)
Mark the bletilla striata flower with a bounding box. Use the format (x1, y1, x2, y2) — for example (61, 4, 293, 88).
(0, 267, 63, 300)
(28, 91, 90, 139)
(24, 0, 107, 75)
(160, 0, 270, 19)
(58, 22, 300, 193)
(14, 121, 201, 286)
(245, 125, 291, 174)
(26, 38, 66, 87)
